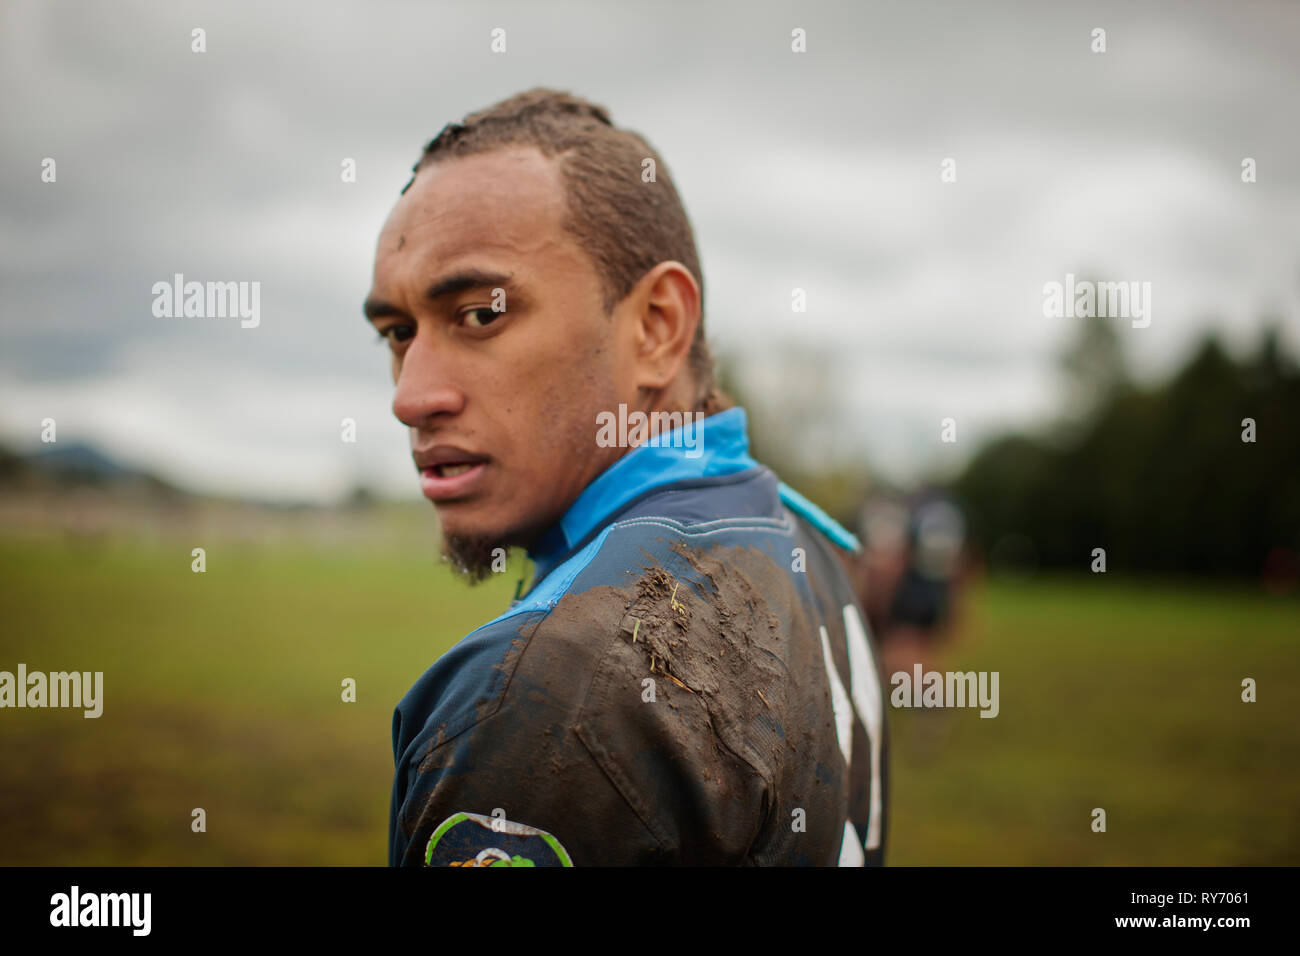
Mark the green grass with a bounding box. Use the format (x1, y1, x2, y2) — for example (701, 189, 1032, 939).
(886, 575, 1300, 864)
(0, 531, 520, 865)
(0, 532, 1295, 864)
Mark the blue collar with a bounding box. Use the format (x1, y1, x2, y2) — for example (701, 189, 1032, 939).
(526, 406, 760, 580)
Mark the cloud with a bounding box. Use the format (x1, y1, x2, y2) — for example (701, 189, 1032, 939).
(2, 0, 1297, 499)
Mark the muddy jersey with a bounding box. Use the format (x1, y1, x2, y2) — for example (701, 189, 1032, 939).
(389, 407, 888, 866)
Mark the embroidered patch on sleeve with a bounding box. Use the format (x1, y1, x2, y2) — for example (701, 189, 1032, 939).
(424, 812, 574, 867)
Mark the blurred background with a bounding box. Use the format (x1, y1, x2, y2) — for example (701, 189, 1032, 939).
(1, 0, 1297, 864)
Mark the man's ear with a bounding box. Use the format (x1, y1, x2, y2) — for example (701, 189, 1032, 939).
(627, 261, 701, 392)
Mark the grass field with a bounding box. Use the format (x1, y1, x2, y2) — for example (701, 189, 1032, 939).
(1, 530, 1296, 865)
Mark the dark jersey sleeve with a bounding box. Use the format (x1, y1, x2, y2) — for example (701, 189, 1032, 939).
(390, 583, 769, 866)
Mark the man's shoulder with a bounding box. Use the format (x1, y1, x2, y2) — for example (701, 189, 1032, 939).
(390, 464, 882, 865)
(393, 464, 862, 768)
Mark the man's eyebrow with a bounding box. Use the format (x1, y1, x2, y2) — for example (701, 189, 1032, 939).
(363, 269, 517, 322)
(427, 268, 515, 301)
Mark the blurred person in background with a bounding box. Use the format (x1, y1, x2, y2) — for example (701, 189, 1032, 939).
(856, 491, 969, 679)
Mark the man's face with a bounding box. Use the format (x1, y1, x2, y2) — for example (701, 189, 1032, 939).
(364, 147, 629, 578)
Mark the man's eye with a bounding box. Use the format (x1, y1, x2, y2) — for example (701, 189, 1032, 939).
(461, 307, 503, 329)
(375, 325, 414, 344)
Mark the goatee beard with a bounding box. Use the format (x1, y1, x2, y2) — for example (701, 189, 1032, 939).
(441, 532, 504, 585)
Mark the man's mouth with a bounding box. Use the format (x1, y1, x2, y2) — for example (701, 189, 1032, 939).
(413, 446, 490, 502)
(430, 463, 477, 478)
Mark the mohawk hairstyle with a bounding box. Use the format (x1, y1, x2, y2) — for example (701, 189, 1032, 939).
(403, 88, 730, 415)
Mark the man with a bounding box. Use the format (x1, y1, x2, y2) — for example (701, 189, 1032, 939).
(367, 88, 888, 866)
(857, 492, 969, 679)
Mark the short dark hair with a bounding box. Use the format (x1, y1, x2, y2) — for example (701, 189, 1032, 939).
(407, 88, 728, 413)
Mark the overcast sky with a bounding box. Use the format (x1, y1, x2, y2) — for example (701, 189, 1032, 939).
(2, 0, 1297, 501)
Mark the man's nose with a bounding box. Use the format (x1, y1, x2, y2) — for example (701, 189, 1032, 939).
(391, 336, 465, 427)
